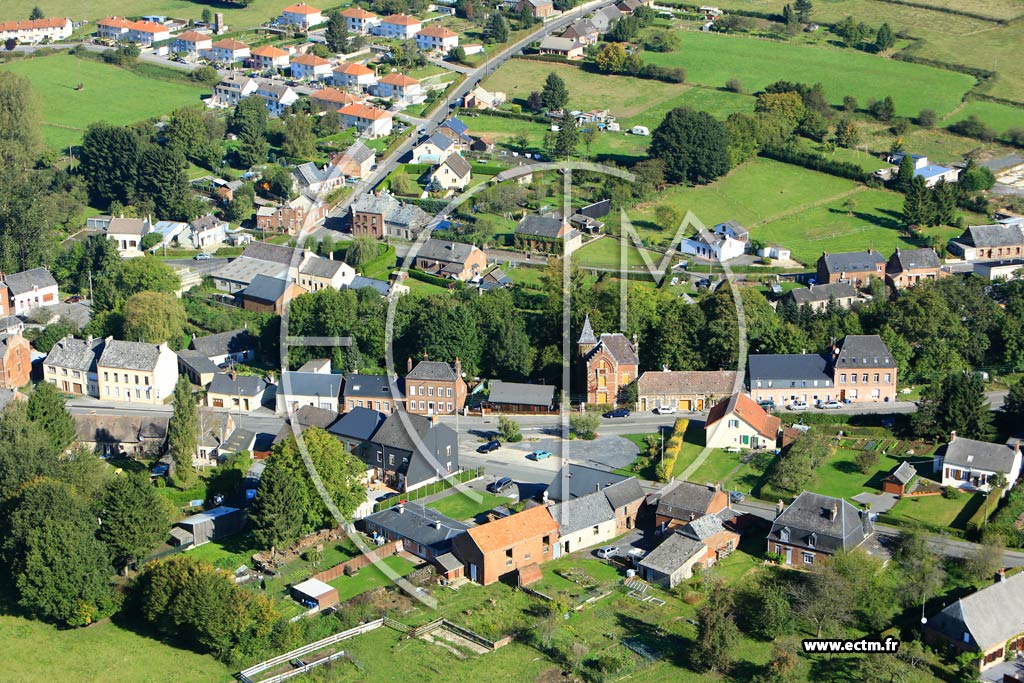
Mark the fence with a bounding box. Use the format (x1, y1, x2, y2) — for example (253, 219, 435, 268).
(372, 468, 485, 512)
(238, 619, 385, 683)
(310, 540, 405, 584)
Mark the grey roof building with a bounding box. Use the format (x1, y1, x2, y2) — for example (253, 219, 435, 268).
(278, 371, 342, 400)
(416, 238, 478, 264)
(768, 491, 873, 557)
(99, 339, 166, 371)
(348, 275, 391, 297)
(208, 372, 267, 398)
(439, 153, 471, 179)
(546, 464, 628, 502)
(240, 274, 293, 305)
(832, 335, 896, 371)
(486, 380, 555, 409)
(367, 412, 459, 491)
(927, 571, 1024, 655)
(342, 373, 403, 403)
(747, 353, 832, 386)
(241, 241, 306, 265)
(787, 282, 859, 307)
(957, 224, 1024, 248)
(678, 513, 728, 542)
(299, 256, 346, 279)
(637, 531, 706, 588)
(601, 478, 645, 512)
(549, 492, 615, 536)
(362, 502, 469, 559)
(939, 435, 1020, 476)
(328, 406, 387, 444)
(817, 249, 885, 280)
(44, 335, 104, 373)
(655, 481, 727, 524)
(407, 360, 458, 382)
(516, 214, 568, 239)
(189, 328, 256, 360)
(5, 267, 58, 296)
(211, 257, 288, 289)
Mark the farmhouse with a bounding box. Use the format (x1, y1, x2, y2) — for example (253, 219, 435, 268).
(514, 214, 581, 254)
(364, 412, 459, 491)
(784, 282, 861, 312)
(948, 223, 1024, 261)
(636, 369, 737, 412)
(413, 239, 486, 282)
(362, 502, 469, 562)
(578, 316, 639, 407)
(451, 505, 560, 585)
(767, 492, 874, 567)
(885, 247, 946, 290)
(934, 432, 1022, 492)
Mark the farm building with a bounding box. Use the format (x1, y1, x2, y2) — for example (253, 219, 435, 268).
(291, 578, 339, 610)
(171, 506, 247, 547)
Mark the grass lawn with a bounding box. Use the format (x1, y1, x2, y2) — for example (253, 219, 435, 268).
(427, 490, 509, 521)
(645, 31, 975, 117)
(403, 277, 451, 297)
(0, 54, 206, 149)
(944, 100, 1024, 134)
(0, 613, 231, 683)
(502, 265, 546, 288)
(573, 236, 662, 270)
(4, 0, 309, 26)
(687, 448, 747, 487)
(185, 532, 262, 572)
(327, 554, 418, 602)
(888, 491, 985, 529)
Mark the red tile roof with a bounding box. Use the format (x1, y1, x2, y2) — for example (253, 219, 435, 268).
(706, 393, 781, 440)
(312, 87, 361, 105)
(464, 506, 559, 553)
(251, 45, 288, 57)
(129, 20, 167, 33)
(417, 26, 457, 38)
(212, 38, 249, 50)
(1, 17, 69, 31)
(334, 62, 374, 76)
(282, 3, 321, 14)
(382, 13, 420, 25)
(338, 103, 391, 121)
(341, 7, 377, 19)
(97, 16, 133, 29)
(379, 72, 419, 86)
(291, 53, 330, 66)
(174, 30, 210, 42)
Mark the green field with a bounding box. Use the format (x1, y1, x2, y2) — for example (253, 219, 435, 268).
(4, 0, 311, 25)
(427, 490, 509, 521)
(644, 31, 975, 117)
(0, 54, 206, 149)
(0, 613, 231, 683)
(573, 236, 662, 269)
(944, 100, 1024, 135)
(327, 554, 418, 602)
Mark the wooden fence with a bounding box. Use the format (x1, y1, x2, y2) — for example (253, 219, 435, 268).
(310, 540, 405, 583)
(238, 619, 385, 683)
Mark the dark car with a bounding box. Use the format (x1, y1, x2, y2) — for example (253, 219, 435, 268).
(602, 408, 630, 418)
(477, 439, 501, 454)
(64, 295, 82, 304)
(757, 400, 776, 412)
(376, 492, 399, 503)
(487, 476, 513, 494)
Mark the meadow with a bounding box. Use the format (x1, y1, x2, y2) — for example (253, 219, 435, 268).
(644, 31, 976, 117)
(944, 100, 1024, 135)
(2, 0, 322, 26)
(0, 54, 205, 149)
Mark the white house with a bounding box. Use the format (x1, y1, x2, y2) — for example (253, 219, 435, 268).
(415, 25, 458, 52)
(127, 20, 170, 46)
(375, 13, 422, 39)
(212, 73, 258, 106)
(204, 38, 250, 64)
(97, 340, 179, 405)
(338, 103, 393, 137)
(332, 62, 377, 89)
(887, 153, 961, 188)
(373, 73, 422, 103)
(249, 45, 290, 71)
(413, 131, 458, 163)
(275, 371, 342, 415)
(0, 17, 73, 44)
(96, 16, 132, 41)
(935, 432, 1023, 492)
(550, 492, 619, 554)
(254, 81, 299, 116)
(279, 3, 325, 28)
(758, 244, 792, 261)
(341, 7, 380, 33)
(4, 268, 59, 316)
(704, 393, 780, 450)
(172, 30, 213, 55)
(189, 215, 229, 250)
(104, 216, 153, 257)
(289, 53, 332, 81)
(429, 154, 472, 192)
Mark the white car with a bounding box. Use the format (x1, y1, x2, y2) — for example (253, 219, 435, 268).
(788, 401, 808, 411)
(653, 405, 677, 415)
(818, 400, 843, 410)
(596, 545, 620, 559)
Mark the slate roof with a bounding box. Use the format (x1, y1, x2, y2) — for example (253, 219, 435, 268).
(539, 35, 580, 51)
(679, 513, 727, 542)
(639, 531, 705, 575)
(44, 336, 104, 372)
(516, 214, 565, 238)
(832, 335, 896, 370)
(177, 350, 220, 377)
(98, 340, 165, 371)
(637, 370, 738, 396)
(601, 477, 645, 511)
(958, 224, 1024, 249)
(299, 256, 346, 279)
(887, 461, 917, 486)
(5, 268, 57, 295)
(279, 371, 342, 399)
(941, 436, 1018, 474)
(348, 276, 391, 296)
(190, 329, 255, 359)
(888, 247, 941, 272)
(564, 18, 598, 37)
(371, 412, 435, 452)
(578, 314, 597, 345)
(706, 393, 780, 440)
(241, 274, 293, 303)
(747, 353, 831, 383)
(546, 464, 628, 502)
(788, 282, 859, 306)
(208, 372, 267, 397)
(241, 241, 305, 265)
(364, 502, 469, 551)
(343, 373, 400, 398)
(819, 250, 885, 275)
(352, 192, 400, 216)
(549, 492, 615, 536)
(440, 117, 469, 140)
(593, 333, 639, 365)
(487, 380, 555, 407)
(328, 406, 387, 441)
(929, 571, 1024, 651)
(423, 131, 455, 151)
(212, 257, 288, 285)
(463, 505, 559, 553)
(768, 491, 873, 554)
(416, 238, 478, 265)
(407, 360, 458, 381)
(440, 153, 471, 178)
(656, 481, 723, 521)
(106, 217, 148, 236)
(74, 414, 169, 444)
(435, 552, 462, 573)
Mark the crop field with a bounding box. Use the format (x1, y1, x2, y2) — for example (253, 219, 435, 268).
(644, 31, 975, 117)
(0, 54, 205, 149)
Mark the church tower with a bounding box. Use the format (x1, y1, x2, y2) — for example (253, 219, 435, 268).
(577, 314, 597, 358)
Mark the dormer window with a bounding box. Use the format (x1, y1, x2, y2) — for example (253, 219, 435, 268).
(779, 527, 790, 542)
(808, 533, 817, 548)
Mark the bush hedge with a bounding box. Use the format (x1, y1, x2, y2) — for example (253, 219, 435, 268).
(408, 269, 464, 290)
(966, 486, 1004, 537)
(655, 418, 690, 482)
(760, 145, 871, 182)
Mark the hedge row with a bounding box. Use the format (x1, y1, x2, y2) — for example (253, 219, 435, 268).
(407, 268, 465, 290)
(892, 52, 995, 81)
(760, 145, 871, 183)
(874, 0, 1007, 24)
(966, 486, 1004, 537)
(358, 244, 397, 276)
(453, 106, 549, 125)
(655, 418, 690, 482)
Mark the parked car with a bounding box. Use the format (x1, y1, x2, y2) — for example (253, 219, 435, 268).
(477, 439, 501, 453)
(653, 405, 677, 415)
(730, 491, 745, 504)
(487, 476, 513, 494)
(596, 545, 620, 559)
(195, 253, 212, 260)
(375, 492, 399, 503)
(788, 400, 808, 411)
(528, 450, 552, 460)
(290, 659, 306, 668)
(818, 400, 843, 410)
(64, 295, 82, 304)
(603, 408, 630, 418)
(757, 400, 776, 411)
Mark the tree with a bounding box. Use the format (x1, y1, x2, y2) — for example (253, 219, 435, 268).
(868, 96, 896, 122)
(782, 4, 797, 25)
(1005, 378, 1024, 426)
(231, 96, 269, 136)
(325, 11, 350, 52)
(965, 535, 1003, 582)
(895, 153, 916, 191)
(224, 182, 255, 222)
(892, 527, 945, 606)
(917, 108, 937, 128)
(795, 563, 852, 637)
(902, 175, 934, 226)
(345, 235, 380, 268)
(747, 580, 793, 639)
(932, 179, 958, 226)
(79, 122, 143, 208)
(595, 43, 628, 73)
(201, 8, 213, 23)
(692, 584, 739, 672)
(794, 0, 813, 22)
(265, 429, 367, 530)
(485, 12, 509, 43)
(281, 114, 317, 159)
(236, 127, 269, 168)
(569, 413, 599, 439)
(98, 473, 168, 574)
(834, 117, 860, 148)
(725, 78, 743, 93)
(27, 382, 75, 452)
(961, 165, 996, 191)
(498, 416, 522, 443)
(168, 376, 198, 488)
(607, 16, 641, 42)
(122, 291, 186, 344)
(526, 90, 543, 113)
(649, 107, 731, 184)
(3, 479, 113, 626)
(30, 6, 45, 19)
(553, 121, 579, 159)
(540, 72, 569, 111)
(0, 70, 42, 171)
(644, 29, 679, 52)
(875, 22, 895, 51)
(261, 164, 296, 200)
(137, 146, 196, 220)
(912, 372, 993, 441)
(249, 465, 304, 551)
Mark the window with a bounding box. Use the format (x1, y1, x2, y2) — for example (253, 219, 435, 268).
(409, 386, 416, 396)
(742, 434, 749, 445)
(505, 548, 513, 566)
(375, 401, 381, 410)
(376, 450, 383, 463)
(728, 419, 739, 428)
(873, 373, 880, 383)
(446, 387, 452, 397)
(447, 402, 453, 412)
(388, 454, 394, 465)
(445, 445, 452, 456)
(542, 536, 551, 553)
(779, 527, 790, 542)
(884, 373, 891, 383)
(135, 375, 140, 385)
(593, 525, 600, 535)
(861, 373, 868, 383)
(802, 552, 815, 565)
(428, 386, 434, 397)
(419, 401, 425, 410)
(524, 553, 531, 561)
(850, 374, 857, 384)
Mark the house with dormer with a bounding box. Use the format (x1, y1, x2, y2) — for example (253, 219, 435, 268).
(578, 315, 639, 406)
(767, 491, 874, 567)
(816, 249, 886, 286)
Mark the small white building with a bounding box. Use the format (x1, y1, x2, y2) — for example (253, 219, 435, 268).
(935, 432, 1022, 492)
(212, 74, 259, 107)
(275, 371, 342, 415)
(204, 38, 250, 64)
(550, 492, 619, 554)
(4, 268, 59, 316)
(103, 216, 153, 257)
(332, 62, 377, 89)
(375, 13, 422, 39)
(415, 25, 458, 52)
(430, 154, 472, 192)
(704, 393, 780, 450)
(887, 153, 961, 188)
(188, 215, 229, 250)
(279, 3, 325, 29)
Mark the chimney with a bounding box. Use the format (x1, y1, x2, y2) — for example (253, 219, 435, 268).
(397, 502, 405, 514)
(407, 356, 413, 373)
(422, 350, 428, 360)
(432, 520, 441, 529)
(829, 501, 838, 522)
(192, 332, 197, 339)
(776, 500, 785, 518)
(86, 335, 93, 345)
(662, 364, 670, 372)
(950, 430, 957, 442)
(454, 356, 462, 378)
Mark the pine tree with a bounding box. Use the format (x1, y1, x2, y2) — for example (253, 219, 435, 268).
(901, 175, 933, 227)
(325, 11, 349, 53)
(932, 179, 958, 226)
(895, 153, 915, 191)
(794, 0, 813, 22)
(26, 382, 75, 452)
(485, 13, 509, 43)
(875, 22, 895, 51)
(540, 72, 569, 111)
(782, 4, 797, 25)
(249, 466, 304, 551)
(167, 376, 198, 488)
(554, 122, 579, 159)
(99, 473, 168, 574)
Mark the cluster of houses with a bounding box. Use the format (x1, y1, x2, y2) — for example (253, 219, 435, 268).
(536, 0, 649, 59)
(0, 16, 74, 44)
(85, 213, 252, 258)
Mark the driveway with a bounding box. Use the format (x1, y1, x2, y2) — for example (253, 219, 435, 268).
(852, 492, 899, 514)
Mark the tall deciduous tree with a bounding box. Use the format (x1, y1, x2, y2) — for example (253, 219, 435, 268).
(99, 473, 169, 574)
(485, 13, 509, 43)
(79, 122, 144, 208)
(692, 583, 739, 672)
(27, 382, 75, 452)
(168, 375, 198, 488)
(912, 372, 993, 441)
(282, 113, 317, 160)
(649, 107, 731, 184)
(0, 402, 60, 500)
(122, 291, 186, 344)
(249, 465, 304, 551)
(345, 235, 380, 267)
(0, 71, 42, 170)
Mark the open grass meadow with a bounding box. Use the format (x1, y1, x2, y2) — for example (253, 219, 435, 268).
(0, 613, 232, 683)
(0, 54, 205, 149)
(573, 236, 662, 269)
(644, 31, 975, 117)
(944, 100, 1024, 135)
(3, 0, 317, 26)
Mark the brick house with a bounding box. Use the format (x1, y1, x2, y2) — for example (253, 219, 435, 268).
(602, 478, 645, 533)
(342, 373, 402, 413)
(238, 274, 306, 314)
(830, 334, 898, 403)
(256, 195, 330, 234)
(516, 0, 556, 19)
(678, 513, 740, 570)
(405, 357, 466, 416)
(0, 332, 31, 389)
(767, 491, 874, 567)
(655, 481, 729, 530)
(413, 239, 486, 282)
(815, 249, 886, 286)
(885, 247, 946, 290)
(635, 369, 737, 412)
(451, 505, 560, 585)
(351, 193, 430, 240)
(881, 461, 917, 495)
(578, 315, 639, 407)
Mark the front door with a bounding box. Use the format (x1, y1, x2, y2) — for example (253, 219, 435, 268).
(469, 564, 478, 582)
(784, 547, 793, 565)
(73, 383, 82, 393)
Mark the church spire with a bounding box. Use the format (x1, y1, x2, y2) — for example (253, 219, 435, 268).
(578, 314, 596, 345)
